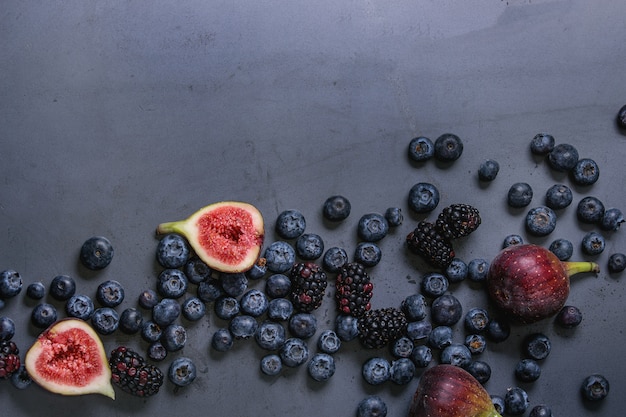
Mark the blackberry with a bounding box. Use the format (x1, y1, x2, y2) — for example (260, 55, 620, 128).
(109, 346, 164, 397)
(0, 340, 20, 379)
(335, 262, 373, 318)
(436, 204, 481, 240)
(406, 221, 455, 268)
(358, 307, 407, 349)
(289, 262, 327, 313)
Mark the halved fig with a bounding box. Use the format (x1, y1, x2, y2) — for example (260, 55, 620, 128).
(25, 318, 115, 399)
(156, 201, 265, 273)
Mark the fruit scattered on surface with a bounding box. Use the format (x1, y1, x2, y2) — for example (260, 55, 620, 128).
(358, 307, 407, 349)
(435, 203, 481, 240)
(434, 133, 464, 162)
(406, 221, 455, 269)
(80, 236, 114, 270)
(357, 395, 388, 417)
(530, 133, 555, 155)
(109, 346, 163, 397)
(156, 233, 190, 269)
(547, 143, 579, 172)
(289, 262, 327, 313)
(408, 182, 440, 213)
(408, 136, 434, 162)
(168, 357, 196, 387)
(335, 262, 373, 318)
(581, 373, 609, 401)
(478, 159, 500, 181)
(0, 340, 20, 379)
(507, 182, 533, 208)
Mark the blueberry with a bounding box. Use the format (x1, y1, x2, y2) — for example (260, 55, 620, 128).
(354, 242, 382, 267)
(581, 231, 605, 255)
(467, 259, 489, 283)
(96, 279, 125, 307)
(618, 104, 626, 129)
(91, 307, 119, 335)
(307, 353, 336, 382)
(491, 395, 506, 414)
(408, 136, 435, 162)
(220, 272, 248, 297)
(420, 272, 448, 297)
(390, 336, 414, 358)
(260, 354, 282, 376)
(507, 182, 533, 208)
(264, 241, 296, 273)
(408, 182, 440, 213)
(431, 294, 463, 326)
(525, 206, 557, 236)
(10, 365, 32, 390)
(156, 233, 190, 269)
(405, 319, 432, 342)
(0, 316, 15, 341)
(357, 395, 388, 417)
(571, 157, 600, 185)
(322, 195, 351, 222)
(240, 289, 269, 317)
(357, 213, 389, 242)
(486, 317, 510, 342)
(581, 374, 609, 401)
(147, 341, 168, 362)
(548, 143, 579, 171)
(118, 307, 144, 334)
(317, 329, 341, 354)
(211, 328, 234, 352)
(577, 196, 605, 224)
(545, 183, 573, 209)
(464, 307, 489, 333)
(608, 253, 626, 273)
(434, 133, 463, 162)
(502, 234, 524, 248)
(335, 314, 359, 341)
(152, 298, 181, 326)
(229, 315, 258, 340)
(478, 159, 499, 181)
(0, 270, 22, 299)
(161, 323, 187, 351)
(138, 288, 160, 309)
(549, 238, 573, 261)
(401, 294, 427, 321)
(181, 297, 206, 321)
(600, 208, 624, 231)
(184, 257, 212, 284)
(529, 405, 553, 417)
(279, 338, 309, 367)
(214, 296, 240, 320)
(168, 357, 196, 387)
(445, 258, 468, 283)
(362, 357, 391, 386)
(524, 333, 551, 360)
(288, 312, 317, 339)
(275, 209, 306, 239)
(295, 233, 324, 260)
(140, 320, 163, 343)
(440, 343, 472, 368)
(389, 357, 415, 385)
(428, 325, 453, 350)
(254, 321, 286, 350)
(196, 279, 223, 303)
(49, 274, 76, 301)
(410, 344, 433, 368)
(267, 298, 294, 321)
(321, 247, 349, 273)
(265, 274, 291, 299)
(466, 360, 491, 384)
(464, 334, 487, 355)
(157, 269, 189, 299)
(555, 305, 582, 328)
(245, 259, 267, 280)
(384, 207, 403, 227)
(515, 358, 541, 382)
(505, 386, 530, 415)
(530, 133, 555, 155)
(26, 282, 45, 300)
(79, 236, 114, 270)
(31, 303, 57, 328)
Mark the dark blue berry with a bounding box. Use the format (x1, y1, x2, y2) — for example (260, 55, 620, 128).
(118, 307, 143, 334)
(571, 157, 599, 185)
(545, 183, 573, 209)
(220, 272, 248, 297)
(555, 305, 582, 328)
(505, 386, 530, 415)
(279, 338, 309, 367)
(405, 319, 432, 342)
(491, 395, 506, 414)
(295, 233, 324, 260)
(486, 317, 510, 342)
(10, 365, 32, 390)
(445, 258, 468, 283)
(357, 213, 389, 242)
(229, 315, 258, 340)
(245, 259, 267, 280)
(157, 269, 188, 299)
(389, 357, 415, 385)
(464, 307, 489, 333)
(138, 288, 159, 309)
(421, 272, 448, 297)
(600, 208, 624, 231)
(478, 159, 499, 181)
(515, 358, 541, 382)
(354, 242, 382, 267)
(275, 209, 306, 239)
(214, 296, 240, 320)
(464, 334, 487, 355)
(322, 196, 351, 222)
(408, 182, 440, 213)
(156, 233, 190, 269)
(79, 236, 114, 270)
(196, 279, 223, 303)
(96, 279, 125, 307)
(467, 258, 489, 283)
(265, 274, 291, 299)
(264, 241, 296, 273)
(524, 333, 551, 360)
(581, 232, 605, 255)
(49, 274, 76, 301)
(322, 247, 349, 273)
(240, 289, 269, 317)
(152, 298, 181, 326)
(428, 325, 453, 350)
(211, 328, 234, 352)
(357, 395, 388, 417)
(548, 143, 579, 171)
(408, 136, 434, 162)
(390, 336, 414, 358)
(31, 303, 57, 328)
(26, 282, 45, 300)
(0, 317, 15, 341)
(431, 294, 462, 326)
(618, 104, 626, 129)
(401, 294, 427, 321)
(577, 196, 605, 224)
(147, 341, 167, 362)
(267, 298, 293, 321)
(307, 353, 336, 382)
(384, 207, 403, 227)
(288, 312, 317, 339)
(168, 357, 196, 387)
(526, 206, 557, 236)
(529, 405, 553, 417)
(530, 133, 555, 155)
(260, 354, 282, 376)
(502, 234, 524, 248)
(362, 357, 390, 385)
(161, 323, 187, 351)
(181, 297, 206, 321)
(91, 307, 119, 335)
(440, 343, 472, 368)
(140, 320, 163, 343)
(608, 253, 626, 273)
(65, 294, 95, 320)
(0, 270, 22, 299)
(581, 374, 609, 401)
(410, 344, 432, 368)
(184, 257, 212, 284)
(507, 182, 533, 208)
(317, 329, 341, 354)
(434, 133, 463, 162)
(335, 314, 359, 341)
(549, 238, 573, 261)
(466, 360, 491, 384)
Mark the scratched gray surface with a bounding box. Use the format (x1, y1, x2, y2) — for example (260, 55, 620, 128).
(1, 1, 625, 416)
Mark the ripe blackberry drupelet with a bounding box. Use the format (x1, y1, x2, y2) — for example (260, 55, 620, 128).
(109, 346, 164, 397)
(335, 262, 373, 318)
(406, 221, 455, 268)
(289, 262, 327, 313)
(0, 340, 20, 379)
(436, 204, 481, 240)
(358, 307, 408, 349)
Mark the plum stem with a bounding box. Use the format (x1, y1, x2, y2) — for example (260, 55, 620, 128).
(563, 261, 600, 277)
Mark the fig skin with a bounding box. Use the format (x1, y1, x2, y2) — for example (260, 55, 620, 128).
(156, 201, 264, 274)
(487, 244, 599, 324)
(24, 318, 115, 399)
(408, 364, 501, 417)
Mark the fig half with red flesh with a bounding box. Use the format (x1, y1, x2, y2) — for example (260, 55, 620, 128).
(487, 244, 599, 324)
(24, 318, 115, 399)
(156, 201, 264, 274)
